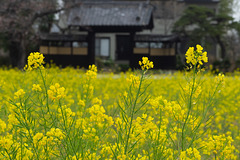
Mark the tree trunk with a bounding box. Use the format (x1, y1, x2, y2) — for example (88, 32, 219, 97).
(216, 35, 226, 59)
(18, 38, 27, 68)
(9, 39, 26, 69)
(9, 41, 21, 67)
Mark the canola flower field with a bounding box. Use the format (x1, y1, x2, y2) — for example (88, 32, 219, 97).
(0, 45, 239, 159)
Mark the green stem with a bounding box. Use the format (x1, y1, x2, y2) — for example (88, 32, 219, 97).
(124, 71, 144, 155)
(38, 68, 49, 112)
(4, 148, 13, 160)
(59, 100, 77, 157)
(188, 80, 222, 149)
(181, 64, 197, 151)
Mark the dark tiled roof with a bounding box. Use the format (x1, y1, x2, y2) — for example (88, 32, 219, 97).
(68, 1, 153, 27)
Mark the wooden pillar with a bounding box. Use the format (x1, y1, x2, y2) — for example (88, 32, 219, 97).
(47, 40, 50, 55)
(174, 41, 178, 69)
(70, 41, 73, 56)
(175, 41, 178, 55)
(87, 31, 95, 66)
(129, 32, 135, 68)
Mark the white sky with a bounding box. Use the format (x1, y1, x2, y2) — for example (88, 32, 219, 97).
(55, 0, 64, 20)
(233, 10, 240, 21)
(233, 0, 240, 21)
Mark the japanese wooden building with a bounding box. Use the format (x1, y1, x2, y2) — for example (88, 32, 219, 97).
(40, 1, 180, 69)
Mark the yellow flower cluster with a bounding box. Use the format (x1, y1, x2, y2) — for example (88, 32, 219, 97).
(83, 84, 94, 98)
(14, 89, 25, 99)
(126, 74, 140, 87)
(0, 134, 14, 151)
(31, 130, 64, 158)
(88, 104, 113, 128)
(186, 44, 208, 66)
(92, 97, 102, 105)
(24, 52, 45, 71)
(139, 57, 154, 70)
(48, 83, 66, 101)
(180, 147, 201, 160)
(133, 114, 158, 144)
(0, 135, 33, 160)
(57, 105, 76, 127)
(100, 144, 114, 159)
(215, 73, 225, 84)
(0, 119, 6, 133)
(32, 84, 42, 92)
(8, 113, 19, 129)
(33, 132, 44, 145)
(82, 127, 99, 142)
(86, 64, 98, 79)
(0, 79, 5, 89)
(46, 128, 65, 140)
(201, 134, 237, 159)
(0, 48, 238, 159)
(183, 81, 202, 99)
(78, 99, 85, 107)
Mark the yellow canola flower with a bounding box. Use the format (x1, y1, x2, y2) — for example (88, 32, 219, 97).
(185, 44, 208, 66)
(0, 119, 6, 133)
(215, 73, 225, 84)
(8, 114, 19, 130)
(33, 132, 44, 145)
(92, 97, 102, 105)
(14, 89, 25, 99)
(0, 135, 14, 150)
(32, 84, 42, 92)
(24, 52, 45, 71)
(88, 104, 114, 128)
(127, 74, 140, 87)
(180, 147, 201, 160)
(78, 99, 85, 107)
(46, 128, 65, 140)
(0, 79, 5, 88)
(201, 134, 237, 159)
(139, 57, 154, 70)
(183, 81, 202, 99)
(86, 64, 98, 79)
(47, 83, 66, 101)
(58, 105, 76, 118)
(67, 153, 82, 160)
(0, 53, 239, 159)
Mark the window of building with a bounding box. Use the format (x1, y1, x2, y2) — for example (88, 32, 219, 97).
(49, 41, 71, 47)
(72, 41, 88, 48)
(150, 42, 163, 48)
(63, 42, 71, 47)
(95, 38, 110, 57)
(135, 42, 149, 48)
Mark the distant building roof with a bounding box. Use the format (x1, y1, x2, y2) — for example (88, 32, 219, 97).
(67, 1, 154, 31)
